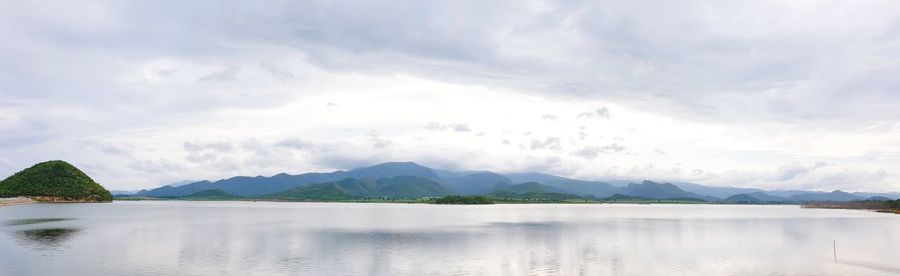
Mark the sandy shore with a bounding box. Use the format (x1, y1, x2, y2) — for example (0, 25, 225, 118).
(0, 197, 36, 207)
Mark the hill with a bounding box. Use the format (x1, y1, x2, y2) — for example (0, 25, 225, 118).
(620, 181, 716, 201)
(0, 160, 112, 202)
(505, 173, 618, 197)
(180, 189, 241, 200)
(267, 178, 376, 200)
(267, 176, 448, 200)
(136, 173, 342, 197)
(500, 182, 563, 194)
(742, 192, 788, 202)
(440, 172, 513, 195)
(346, 162, 439, 180)
(788, 190, 864, 202)
(489, 182, 591, 201)
(136, 162, 440, 197)
(722, 194, 763, 204)
(127, 161, 899, 203)
(375, 176, 449, 198)
(668, 182, 766, 199)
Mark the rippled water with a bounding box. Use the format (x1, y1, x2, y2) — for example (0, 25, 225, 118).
(0, 201, 898, 275)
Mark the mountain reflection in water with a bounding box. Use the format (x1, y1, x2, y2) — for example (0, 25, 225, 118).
(14, 228, 81, 251)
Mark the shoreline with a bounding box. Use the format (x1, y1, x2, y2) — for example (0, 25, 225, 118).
(114, 197, 808, 207)
(0, 197, 36, 207)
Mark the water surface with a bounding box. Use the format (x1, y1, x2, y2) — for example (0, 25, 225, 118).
(0, 201, 897, 275)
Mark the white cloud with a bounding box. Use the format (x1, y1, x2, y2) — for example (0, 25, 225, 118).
(0, 1, 899, 192)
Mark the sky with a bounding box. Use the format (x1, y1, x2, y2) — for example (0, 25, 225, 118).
(1, 1, 900, 192)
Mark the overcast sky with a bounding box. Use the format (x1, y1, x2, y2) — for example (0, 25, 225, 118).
(1, 1, 900, 192)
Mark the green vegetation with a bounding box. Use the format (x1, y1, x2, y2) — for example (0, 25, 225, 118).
(0, 160, 112, 202)
(490, 190, 589, 202)
(266, 177, 448, 201)
(265, 178, 376, 201)
(889, 199, 900, 209)
(485, 182, 598, 203)
(179, 189, 241, 200)
(433, 195, 494, 204)
(803, 199, 900, 214)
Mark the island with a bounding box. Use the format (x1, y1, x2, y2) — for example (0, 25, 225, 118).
(0, 160, 113, 203)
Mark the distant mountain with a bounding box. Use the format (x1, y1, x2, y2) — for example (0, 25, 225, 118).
(268, 178, 377, 200)
(621, 181, 717, 201)
(346, 162, 439, 181)
(430, 168, 478, 179)
(127, 161, 898, 203)
(603, 193, 651, 201)
(375, 176, 449, 198)
(137, 172, 351, 197)
(742, 192, 788, 202)
(489, 182, 588, 201)
(499, 182, 563, 194)
(180, 189, 241, 200)
(441, 172, 513, 195)
(268, 176, 448, 200)
(722, 194, 763, 204)
(853, 192, 900, 200)
(110, 189, 143, 196)
(167, 180, 196, 187)
(505, 173, 618, 197)
(868, 196, 892, 201)
(136, 162, 443, 198)
(0, 160, 112, 202)
(668, 182, 766, 199)
(788, 190, 864, 202)
(766, 190, 826, 198)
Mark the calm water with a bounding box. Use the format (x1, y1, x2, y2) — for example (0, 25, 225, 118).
(0, 202, 898, 276)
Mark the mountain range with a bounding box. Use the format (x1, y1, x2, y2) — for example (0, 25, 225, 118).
(128, 161, 900, 202)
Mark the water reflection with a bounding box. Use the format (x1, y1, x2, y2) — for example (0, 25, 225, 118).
(5, 218, 73, 226)
(1, 202, 899, 275)
(14, 228, 81, 251)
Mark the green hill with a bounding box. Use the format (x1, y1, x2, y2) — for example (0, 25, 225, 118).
(0, 160, 112, 202)
(375, 176, 449, 198)
(489, 182, 589, 202)
(266, 176, 449, 200)
(179, 189, 241, 200)
(499, 182, 563, 194)
(268, 178, 377, 200)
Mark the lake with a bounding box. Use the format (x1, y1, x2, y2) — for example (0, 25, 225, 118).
(0, 201, 898, 275)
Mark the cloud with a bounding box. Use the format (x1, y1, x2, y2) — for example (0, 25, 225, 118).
(773, 161, 827, 181)
(529, 137, 561, 151)
(577, 107, 611, 119)
(369, 135, 392, 149)
(184, 141, 235, 152)
(128, 159, 185, 174)
(599, 143, 626, 153)
(259, 62, 297, 82)
(573, 147, 600, 159)
(198, 65, 241, 83)
(80, 140, 134, 157)
(275, 138, 312, 150)
(426, 122, 471, 132)
(573, 143, 626, 159)
(1, 1, 900, 192)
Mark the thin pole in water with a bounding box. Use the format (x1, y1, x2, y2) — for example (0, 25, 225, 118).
(833, 240, 837, 263)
